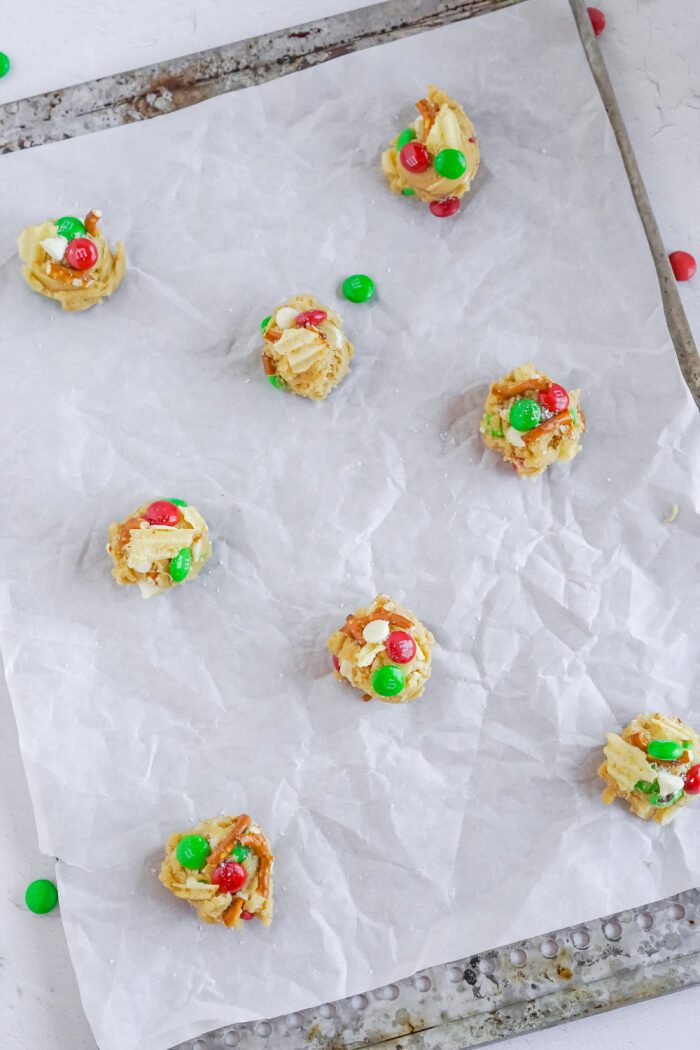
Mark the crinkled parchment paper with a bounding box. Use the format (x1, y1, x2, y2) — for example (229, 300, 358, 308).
(0, 1, 699, 1048)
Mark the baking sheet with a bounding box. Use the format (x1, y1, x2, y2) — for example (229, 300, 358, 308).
(1, 1, 699, 1048)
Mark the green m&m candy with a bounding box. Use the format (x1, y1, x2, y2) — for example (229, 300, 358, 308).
(163, 498, 188, 507)
(397, 128, 417, 150)
(0, 52, 10, 79)
(402, 188, 416, 196)
(647, 739, 684, 762)
(372, 664, 405, 697)
(25, 879, 58, 914)
(509, 398, 542, 432)
(434, 148, 467, 180)
(176, 834, 211, 870)
(268, 375, 287, 390)
(169, 547, 192, 583)
(634, 779, 657, 795)
(230, 842, 250, 862)
(260, 315, 271, 332)
(55, 215, 86, 240)
(342, 274, 375, 303)
(650, 788, 683, 808)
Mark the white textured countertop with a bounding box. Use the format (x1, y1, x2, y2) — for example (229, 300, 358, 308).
(1, 1, 698, 1047)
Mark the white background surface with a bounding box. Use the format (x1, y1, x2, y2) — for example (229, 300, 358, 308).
(1, 0, 698, 1047)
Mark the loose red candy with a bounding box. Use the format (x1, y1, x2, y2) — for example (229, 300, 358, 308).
(241, 910, 254, 920)
(587, 7, 605, 35)
(385, 631, 417, 664)
(144, 500, 181, 526)
(429, 197, 461, 218)
(64, 237, 98, 271)
(295, 309, 327, 327)
(332, 654, 340, 671)
(539, 383, 569, 413)
(684, 765, 700, 794)
(211, 861, 247, 893)
(399, 141, 430, 174)
(669, 251, 696, 282)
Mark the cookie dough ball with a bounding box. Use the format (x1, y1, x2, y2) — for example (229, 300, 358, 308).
(599, 713, 700, 825)
(261, 294, 354, 400)
(107, 499, 211, 598)
(159, 814, 274, 929)
(381, 84, 479, 216)
(480, 363, 585, 477)
(18, 209, 125, 311)
(327, 594, 434, 703)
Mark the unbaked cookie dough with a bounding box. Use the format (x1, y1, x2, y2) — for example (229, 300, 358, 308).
(480, 363, 585, 477)
(261, 293, 354, 400)
(327, 594, 434, 703)
(107, 499, 211, 598)
(599, 713, 700, 824)
(381, 84, 479, 217)
(18, 209, 125, 311)
(159, 814, 274, 929)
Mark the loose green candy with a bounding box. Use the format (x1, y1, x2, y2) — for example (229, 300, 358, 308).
(342, 274, 375, 303)
(402, 188, 416, 196)
(0, 52, 10, 79)
(570, 404, 577, 424)
(163, 498, 188, 507)
(372, 664, 405, 697)
(260, 315, 271, 332)
(647, 739, 684, 761)
(268, 375, 287, 390)
(55, 215, 86, 240)
(230, 843, 250, 862)
(176, 834, 211, 870)
(25, 879, 58, 915)
(509, 398, 541, 432)
(434, 148, 467, 180)
(170, 547, 192, 583)
(634, 779, 657, 795)
(397, 128, 417, 150)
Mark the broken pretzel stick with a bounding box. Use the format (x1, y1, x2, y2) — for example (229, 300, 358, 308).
(628, 729, 651, 751)
(492, 376, 550, 400)
(340, 609, 413, 642)
(262, 354, 276, 376)
(84, 209, 102, 236)
(223, 896, 244, 927)
(206, 813, 250, 873)
(415, 98, 437, 136)
(523, 408, 573, 444)
(242, 830, 273, 898)
(264, 328, 282, 343)
(46, 261, 89, 286)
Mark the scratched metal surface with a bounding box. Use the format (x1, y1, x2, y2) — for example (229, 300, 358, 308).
(1, 1, 697, 1047)
(172, 889, 700, 1049)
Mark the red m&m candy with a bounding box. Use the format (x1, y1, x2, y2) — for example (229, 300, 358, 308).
(211, 861, 247, 893)
(539, 383, 569, 413)
(385, 631, 417, 664)
(587, 7, 605, 35)
(332, 654, 340, 672)
(429, 197, 461, 218)
(241, 910, 254, 920)
(295, 309, 327, 327)
(669, 251, 696, 282)
(399, 141, 430, 174)
(64, 237, 98, 271)
(144, 500, 181, 526)
(684, 765, 700, 794)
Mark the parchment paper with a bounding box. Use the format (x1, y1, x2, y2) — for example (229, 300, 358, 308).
(1, 2, 699, 1048)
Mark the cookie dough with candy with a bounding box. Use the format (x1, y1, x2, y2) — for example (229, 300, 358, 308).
(17, 209, 125, 312)
(381, 84, 479, 218)
(327, 594, 434, 703)
(599, 713, 700, 825)
(261, 293, 354, 400)
(107, 499, 211, 598)
(480, 363, 585, 477)
(159, 814, 274, 929)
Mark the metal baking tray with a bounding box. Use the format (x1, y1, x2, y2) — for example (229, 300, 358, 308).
(2, 1, 698, 1046)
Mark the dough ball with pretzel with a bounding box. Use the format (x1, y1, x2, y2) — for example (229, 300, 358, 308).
(599, 713, 700, 825)
(261, 293, 354, 400)
(107, 498, 211, 599)
(327, 594, 434, 703)
(381, 84, 479, 215)
(159, 814, 274, 929)
(17, 209, 125, 312)
(480, 363, 586, 477)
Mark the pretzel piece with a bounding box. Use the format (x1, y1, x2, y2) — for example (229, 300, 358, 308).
(264, 328, 282, 343)
(492, 377, 549, 400)
(84, 209, 102, 236)
(46, 261, 89, 286)
(262, 353, 275, 376)
(223, 897, 244, 927)
(523, 409, 573, 444)
(243, 830, 273, 898)
(628, 729, 651, 751)
(206, 814, 250, 872)
(340, 609, 414, 642)
(415, 98, 437, 136)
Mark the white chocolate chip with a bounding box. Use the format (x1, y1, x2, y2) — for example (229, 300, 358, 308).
(40, 235, 68, 262)
(356, 642, 385, 667)
(363, 619, 390, 644)
(655, 768, 684, 797)
(339, 659, 353, 679)
(322, 321, 343, 349)
(506, 426, 525, 448)
(275, 306, 298, 329)
(136, 578, 160, 599)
